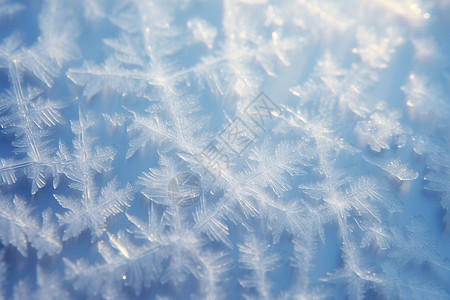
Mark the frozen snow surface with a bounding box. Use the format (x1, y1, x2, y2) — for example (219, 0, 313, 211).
(0, 0, 450, 299)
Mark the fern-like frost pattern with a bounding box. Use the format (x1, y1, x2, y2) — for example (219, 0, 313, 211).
(0, 0, 449, 299)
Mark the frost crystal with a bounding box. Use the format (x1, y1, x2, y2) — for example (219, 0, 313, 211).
(0, 0, 449, 299)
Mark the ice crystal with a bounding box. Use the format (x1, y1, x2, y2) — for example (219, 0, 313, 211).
(0, 0, 449, 299)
